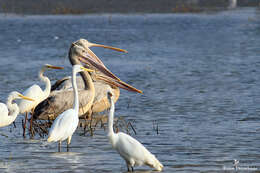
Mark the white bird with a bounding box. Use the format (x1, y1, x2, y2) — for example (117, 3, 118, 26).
(107, 91, 163, 172)
(47, 65, 93, 152)
(18, 64, 63, 136)
(0, 91, 34, 127)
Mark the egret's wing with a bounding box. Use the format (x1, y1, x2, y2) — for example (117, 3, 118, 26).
(115, 132, 151, 161)
(22, 84, 43, 98)
(18, 84, 44, 113)
(48, 109, 78, 142)
(0, 103, 15, 127)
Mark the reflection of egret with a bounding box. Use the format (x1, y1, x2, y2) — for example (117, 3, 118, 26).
(47, 65, 93, 152)
(18, 64, 63, 136)
(0, 92, 34, 127)
(33, 39, 142, 121)
(107, 91, 163, 172)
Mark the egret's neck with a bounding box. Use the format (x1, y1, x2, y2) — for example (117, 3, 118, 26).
(6, 95, 19, 124)
(39, 67, 51, 98)
(108, 98, 115, 136)
(72, 69, 79, 114)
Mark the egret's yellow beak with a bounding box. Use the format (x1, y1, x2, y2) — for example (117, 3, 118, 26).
(45, 64, 64, 70)
(18, 94, 34, 101)
(80, 67, 94, 72)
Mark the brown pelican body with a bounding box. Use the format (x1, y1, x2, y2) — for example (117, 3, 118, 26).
(33, 39, 141, 120)
(52, 76, 120, 113)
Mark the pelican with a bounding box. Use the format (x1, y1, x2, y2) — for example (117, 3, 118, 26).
(0, 91, 34, 127)
(107, 91, 163, 172)
(33, 39, 142, 121)
(48, 65, 93, 152)
(18, 64, 63, 136)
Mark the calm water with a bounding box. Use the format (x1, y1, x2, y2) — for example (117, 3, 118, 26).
(0, 8, 260, 172)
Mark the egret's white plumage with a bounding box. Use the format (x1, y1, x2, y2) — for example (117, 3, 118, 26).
(18, 64, 63, 114)
(107, 92, 163, 172)
(0, 91, 34, 127)
(47, 65, 93, 152)
(18, 64, 63, 136)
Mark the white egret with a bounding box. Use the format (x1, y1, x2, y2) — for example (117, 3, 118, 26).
(107, 91, 163, 172)
(47, 65, 93, 152)
(0, 91, 34, 127)
(18, 64, 63, 136)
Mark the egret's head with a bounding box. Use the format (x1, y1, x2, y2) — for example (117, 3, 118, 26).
(107, 90, 113, 101)
(9, 91, 34, 101)
(73, 64, 94, 74)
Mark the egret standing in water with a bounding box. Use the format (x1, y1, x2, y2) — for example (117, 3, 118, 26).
(18, 64, 63, 136)
(107, 91, 163, 172)
(0, 91, 34, 127)
(47, 65, 93, 152)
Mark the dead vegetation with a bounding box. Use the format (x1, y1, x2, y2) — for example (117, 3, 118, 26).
(22, 113, 137, 139)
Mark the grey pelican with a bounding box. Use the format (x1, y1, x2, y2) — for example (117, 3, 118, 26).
(33, 39, 142, 121)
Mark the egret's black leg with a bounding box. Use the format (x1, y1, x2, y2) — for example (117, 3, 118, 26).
(67, 142, 69, 152)
(126, 163, 130, 172)
(23, 112, 28, 137)
(13, 121, 16, 128)
(58, 141, 61, 152)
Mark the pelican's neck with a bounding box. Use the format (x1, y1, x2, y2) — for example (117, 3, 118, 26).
(80, 71, 92, 90)
(39, 67, 51, 99)
(69, 48, 91, 90)
(72, 69, 79, 114)
(108, 98, 115, 136)
(6, 94, 19, 124)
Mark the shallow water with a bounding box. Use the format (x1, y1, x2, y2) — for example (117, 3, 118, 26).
(0, 8, 260, 172)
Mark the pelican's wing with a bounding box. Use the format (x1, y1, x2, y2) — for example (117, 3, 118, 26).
(34, 80, 119, 120)
(51, 76, 70, 91)
(33, 87, 93, 120)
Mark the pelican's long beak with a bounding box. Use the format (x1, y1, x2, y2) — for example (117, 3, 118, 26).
(18, 94, 35, 101)
(46, 64, 64, 70)
(78, 52, 121, 81)
(96, 75, 143, 94)
(73, 42, 142, 94)
(80, 41, 127, 68)
(88, 42, 128, 53)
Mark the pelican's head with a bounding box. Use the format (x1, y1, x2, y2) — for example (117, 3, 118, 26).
(75, 38, 128, 53)
(69, 39, 142, 94)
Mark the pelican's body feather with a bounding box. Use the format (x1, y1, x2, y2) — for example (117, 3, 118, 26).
(34, 78, 119, 120)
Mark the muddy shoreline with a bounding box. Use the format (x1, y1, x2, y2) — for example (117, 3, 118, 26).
(0, 0, 259, 15)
